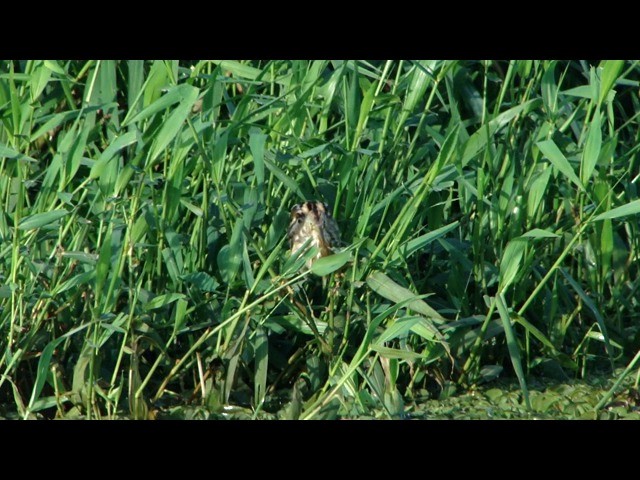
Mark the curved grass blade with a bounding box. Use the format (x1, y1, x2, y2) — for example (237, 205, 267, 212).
(18, 209, 69, 230)
(537, 139, 584, 191)
(496, 293, 531, 410)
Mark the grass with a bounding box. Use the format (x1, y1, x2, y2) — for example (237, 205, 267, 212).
(1, 60, 639, 419)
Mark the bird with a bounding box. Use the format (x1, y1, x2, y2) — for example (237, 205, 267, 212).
(287, 201, 342, 268)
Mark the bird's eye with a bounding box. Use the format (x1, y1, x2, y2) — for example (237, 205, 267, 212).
(297, 218, 303, 223)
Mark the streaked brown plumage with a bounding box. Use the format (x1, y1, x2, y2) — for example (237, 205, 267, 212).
(287, 201, 342, 267)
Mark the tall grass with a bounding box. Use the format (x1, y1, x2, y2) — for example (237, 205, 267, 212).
(1, 60, 639, 419)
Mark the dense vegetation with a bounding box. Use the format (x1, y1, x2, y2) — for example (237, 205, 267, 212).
(1, 60, 639, 419)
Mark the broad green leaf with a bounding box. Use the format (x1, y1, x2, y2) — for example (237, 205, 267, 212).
(29, 61, 51, 103)
(172, 298, 188, 337)
(598, 60, 624, 106)
(0, 144, 37, 163)
(29, 106, 104, 142)
(52, 271, 95, 296)
(393, 221, 459, 261)
(27, 322, 92, 415)
(63, 122, 90, 188)
(591, 199, 640, 221)
(71, 347, 92, 405)
(0, 284, 16, 298)
(527, 168, 552, 218)
(498, 238, 527, 293)
(537, 139, 585, 191)
(310, 250, 351, 276)
(217, 218, 244, 283)
(370, 344, 425, 361)
(581, 109, 601, 185)
(520, 228, 560, 239)
(148, 85, 199, 164)
(375, 316, 422, 344)
(18, 209, 69, 230)
(124, 83, 198, 126)
(560, 269, 613, 364)
(462, 98, 542, 166)
(496, 294, 531, 410)
(90, 131, 137, 180)
(541, 61, 558, 116)
(353, 80, 377, 148)
(43, 60, 67, 76)
(29, 396, 68, 413)
(249, 130, 266, 190)
(211, 60, 290, 87)
(561, 85, 593, 99)
(512, 312, 577, 369)
(161, 247, 181, 286)
(144, 292, 186, 311)
(253, 327, 268, 408)
(367, 271, 446, 322)
(180, 272, 219, 292)
(95, 227, 112, 298)
(264, 157, 305, 199)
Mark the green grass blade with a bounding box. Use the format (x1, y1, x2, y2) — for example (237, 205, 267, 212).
(537, 139, 585, 191)
(496, 293, 531, 410)
(598, 60, 625, 106)
(581, 109, 601, 185)
(591, 199, 640, 221)
(367, 271, 446, 323)
(18, 209, 69, 230)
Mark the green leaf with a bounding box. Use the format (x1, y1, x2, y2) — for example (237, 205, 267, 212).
(27, 322, 92, 415)
(537, 139, 585, 191)
(264, 157, 305, 199)
(0, 144, 37, 163)
(0, 284, 16, 298)
(253, 327, 268, 408)
(144, 292, 186, 311)
(18, 209, 69, 230)
(591, 199, 640, 221)
(211, 60, 289, 86)
(310, 250, 351, 276)
(541, 61, 558, 116)
(90, 131, 137, 180)
(353, 80, 377, 148)
(370, 344, 425, 361)
(52, 271, 95, 296)
(495, 293, 531, 410)
(560, 269, 613, 364)
(561, 85, 593, 99)
(29, 61, 52, 103)
(393, 221, 459, 261)
(367, 271, 446, 322)
(95, 227, 112, 300)
(149, 85, 199, 164)
(43, 60, 66, 76)
(527, 168, 552, 218)
(520, 228, 560, 239)
(217, 218, 244, 283)
(462, 98, 542, 166)
(581, 109, 601, 185)
(598, 60, 625, 106)
(29, 106, 103, 142)
(249, 130, 266, 191)
(172, 298, 188, 337)
(124, 83, 197, 126)
(375, 316, 422, 344)
(498, 238, 527, 293)
(180, 272, 219, 292)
